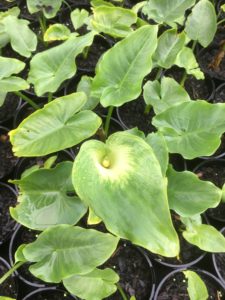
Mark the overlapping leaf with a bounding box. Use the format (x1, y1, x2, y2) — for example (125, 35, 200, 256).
(9, 92, 102, 157)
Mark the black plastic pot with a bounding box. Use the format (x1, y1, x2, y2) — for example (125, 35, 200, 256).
(0, 182, 18, 246)
(9, 225, 46, 288)
(193, 159, 225, 222)
(212, 227, 225, 288)
(154, 268, 225, 299)
(105, 242, 156, 300)
(116, 98, 156, 135)
(0, 126, 18, 179)
(0, 256, 18, 298)
(22, 287, 77, 300)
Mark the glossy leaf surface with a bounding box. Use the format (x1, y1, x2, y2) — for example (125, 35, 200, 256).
(153, 29, 186, 69)
(185, 0, 217, 47)
(91, 6, 137, 38)
(44, 24, 71, 41)
(1, 16, 37, 57)
(71, 8, 89, 30)
(167, 166, 221, 217)
(28, 32, 95, 96)
(183, 271, 208, 300)
(9, 92, 102, 157)
(0, 57, 25, 79)
(183, 223, 225, 252)
(22, 225, 119, 282)
(27, 0, 63, 18)
(143, 76, 190, 114)
(92, 25, 158, 107)
(73, 132, 179, 257)
(63, 268, 119, 300)
(142, 0, 195, 24)
(153, 101, 225, 159)
(10, 162, 87, 230)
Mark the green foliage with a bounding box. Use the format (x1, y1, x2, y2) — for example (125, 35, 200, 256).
(185, 0, 217, 47)
(44, 24, 71, 41)
(71, 8, 89, 30)
(142, 0, 195, 25)
(63, 268, 119, 300)
(0, 11, 37, 57)
(183, 271, 208, 300)
(153, 100, 225, 159)
(20, 225, 119, 282)
(143, 76, 190, 114)
(91, 25, 158, 107)
(91, 5, 137, 38)
(10, 162, 87, 230)
(9, 92, 102, 156)
(182, 218, 225, 252)
(73, 131, 179, 257)
(167, 166, 221, 217)
(26, 0, 63, 18)
(153, 29, 186, 69)
(28, 32, 95, 96)
(77, 75, 99, 110)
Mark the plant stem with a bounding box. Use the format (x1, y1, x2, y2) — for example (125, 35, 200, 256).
(48, 92, 53, 103)
(0, 262, 24, 285)
(217, 18, 225, 26)
(39, 15, 47, 39)
(116, 283, 128, 300)
(14, 91, 40, 110)
(104, 106, 114, 138)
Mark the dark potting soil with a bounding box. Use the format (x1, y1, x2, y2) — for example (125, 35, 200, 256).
(0, 0, 19, 9)
(214, 84, 225, 103)
(0, 260, 17, 297)
(0, 185, 17, 244)
(24, 289, 75, 300)
(198, 46, 225, 81)
(105, 243, 153, 300)
(165, 69, 213, 100)
(0, 93, 20, 124)
(76, 37, 110, 73)
(11, 227, 45, 286)
(117, 98, 156, 134)
(195, 162, 225, 221)
(153, 214, 203, 266)
(0, 133, 18, 178)
(156, 271, 225, 300)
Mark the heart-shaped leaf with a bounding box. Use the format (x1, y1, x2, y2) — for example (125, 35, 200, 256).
(73, 131, 179, 257)
(22, 225, 119, 282)
(153, 100, 225, 159)
(10, 162, 87, 230)
(9, 92, 102, 157)
(63, 268, 119, 300)
(91, 25, 158, 107)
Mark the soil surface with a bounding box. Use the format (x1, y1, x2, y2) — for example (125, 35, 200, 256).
(214, 84, 225, 103)
(0, 93, 20, 123)
(0, 259, 17, 297)
(165, 68, 214, 100)
(117, 98, 156, 134)
(0, 184, 17, 244)
(24, 289, 75, 300)
(198, 46, 225, 81)
(76, 37, 110, 73)
(0, 131, 18, 178)
(195, 161, 225, 221)
(157, 271, 225, 299)
(105, 242, 154, 300)
(153, 214, 204, 266)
